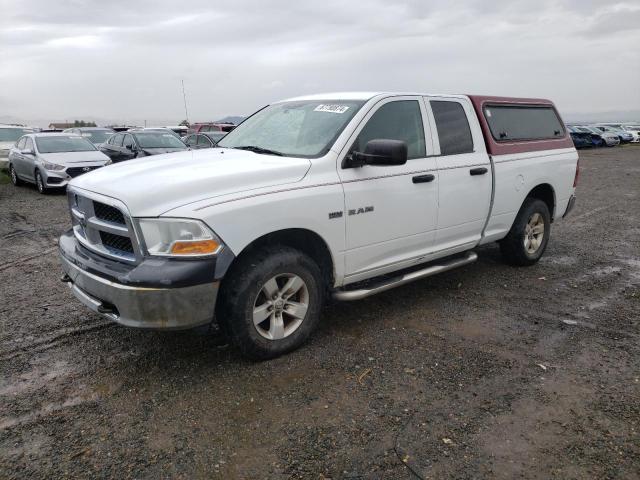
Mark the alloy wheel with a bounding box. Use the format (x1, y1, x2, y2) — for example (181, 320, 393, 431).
(524, 212, 545, 254)
(252, 273, 309, 340)
(36, 171, 44, 193)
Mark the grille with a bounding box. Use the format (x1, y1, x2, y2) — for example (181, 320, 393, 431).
(67, 166, 99, 178)
(69, 190, 138, 262)
(99, 231, 134, 254)
(93, 201, 125, 224)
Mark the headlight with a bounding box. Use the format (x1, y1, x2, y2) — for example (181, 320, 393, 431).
(41, 160, 65, 171)
(137, 218, 223, 257)
(104, 158, 112, 165)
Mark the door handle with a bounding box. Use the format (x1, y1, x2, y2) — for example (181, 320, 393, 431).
(412, 174, 435, 184)
(469, 167, 488, 176)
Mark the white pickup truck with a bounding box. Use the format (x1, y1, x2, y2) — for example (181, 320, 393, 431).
(59, 92, 578, 359)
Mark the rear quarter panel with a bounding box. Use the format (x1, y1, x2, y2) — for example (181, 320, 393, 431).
(480, 147, 578, 244)
(467, 95, 578, 244)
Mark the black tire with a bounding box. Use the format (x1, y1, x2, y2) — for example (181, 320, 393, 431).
(217, 246, 324, 361)
(9, 164, 22, 186)
(35, 169, 48, 194)
(499, 198, 551, 266)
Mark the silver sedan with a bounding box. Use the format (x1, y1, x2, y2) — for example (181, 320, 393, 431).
(8, 133, 111, 193)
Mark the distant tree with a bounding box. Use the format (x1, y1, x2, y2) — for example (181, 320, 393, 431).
(73, 120, 96, 127)
(179, 119, 190, 127)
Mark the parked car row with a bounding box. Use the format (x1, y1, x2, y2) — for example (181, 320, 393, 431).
(5, 123, 230, 193)
(0, 124, 35, 167)
(8, 133, 111, 193)
(566, 123, 639, 148)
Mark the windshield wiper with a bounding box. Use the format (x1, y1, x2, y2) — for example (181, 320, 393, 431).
(233, 145, 284, 156)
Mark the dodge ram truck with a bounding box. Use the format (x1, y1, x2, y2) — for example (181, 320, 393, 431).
(59, 92, 579, 360)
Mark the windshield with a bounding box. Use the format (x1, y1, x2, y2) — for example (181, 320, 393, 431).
(81, 130, 113, 144)
(135, 132, 186, 149)
(218, 100, 366, 157)
(35, 136, 97, 153)
(625, 126, 640, 131)
(0, 127, 33, 142)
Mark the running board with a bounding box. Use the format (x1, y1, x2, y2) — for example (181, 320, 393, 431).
(333, 251, 478, 301)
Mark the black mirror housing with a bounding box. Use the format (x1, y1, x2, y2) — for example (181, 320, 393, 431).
(352, 139, 408, 167)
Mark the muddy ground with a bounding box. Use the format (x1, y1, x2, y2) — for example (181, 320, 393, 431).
(1, 147, 639, 479)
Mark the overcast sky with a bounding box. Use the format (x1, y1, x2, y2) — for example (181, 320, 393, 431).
(1, 0, 639, 126)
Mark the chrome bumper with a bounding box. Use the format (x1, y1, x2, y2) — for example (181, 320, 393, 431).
(60, 252, 218, 330)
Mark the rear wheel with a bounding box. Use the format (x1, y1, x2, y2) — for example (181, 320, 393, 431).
(217, 246, 324, 360)
(9, 164, 22, 186)
(500, 198, 551, 266)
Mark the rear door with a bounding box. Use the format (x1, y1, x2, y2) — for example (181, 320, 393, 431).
(425, 96, 492, 252)
(339, 96, 439, 282)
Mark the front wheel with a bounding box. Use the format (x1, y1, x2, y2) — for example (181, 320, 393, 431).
(35, 170, 49, 194)
(217, 246, 324, 360)
(499, 198, 551, 266)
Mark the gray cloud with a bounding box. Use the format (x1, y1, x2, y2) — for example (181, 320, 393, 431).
(0, 0, 638, 126)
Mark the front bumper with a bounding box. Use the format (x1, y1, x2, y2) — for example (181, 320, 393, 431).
(59, 229, 220, 329)
(43, 164, 106, 188)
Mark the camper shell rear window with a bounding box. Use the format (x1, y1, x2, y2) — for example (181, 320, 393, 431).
(483, 104, 565, 142)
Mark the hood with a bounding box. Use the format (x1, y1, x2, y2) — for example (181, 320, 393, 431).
(141, 147, 188, 155)
(40, 151, 110, 164)
(70, 148, 312, 216)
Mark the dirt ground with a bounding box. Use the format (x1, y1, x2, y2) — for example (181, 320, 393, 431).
(1, 146, 639, 479)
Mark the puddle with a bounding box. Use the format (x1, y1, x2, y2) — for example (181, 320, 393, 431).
(0, 360, 74, 397)
(545, 255, 578, 266)
(588, 266, 621, 277)
(0, 394, 98, 430)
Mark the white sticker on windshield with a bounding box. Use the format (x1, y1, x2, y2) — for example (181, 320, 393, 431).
(314, 104, 349, 114)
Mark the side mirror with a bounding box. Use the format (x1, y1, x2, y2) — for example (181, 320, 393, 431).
(20, 148, 35, 156)
(351, 139, 408, 167)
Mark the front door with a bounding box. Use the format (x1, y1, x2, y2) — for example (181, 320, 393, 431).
(338, 96, 439, 283)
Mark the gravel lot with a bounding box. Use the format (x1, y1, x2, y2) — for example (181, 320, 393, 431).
(1, 147, 639, 479)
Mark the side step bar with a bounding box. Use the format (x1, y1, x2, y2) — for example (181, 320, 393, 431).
(333, 251, 478, 301)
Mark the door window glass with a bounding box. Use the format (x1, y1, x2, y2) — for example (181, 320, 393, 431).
(24, 137, 34, 152)
(17, 137, 27, 149)
(111, 133, 124, 146)
(351, 100, 426, 160)
(197, 135, 212, 147)
(430, 101, 474, 155)
(123, 134, 134, 149)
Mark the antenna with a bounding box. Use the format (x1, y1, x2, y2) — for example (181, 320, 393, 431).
(181, 79, 190, 124)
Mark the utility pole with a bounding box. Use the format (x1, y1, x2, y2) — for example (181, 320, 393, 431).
(181, 79, 190, 125)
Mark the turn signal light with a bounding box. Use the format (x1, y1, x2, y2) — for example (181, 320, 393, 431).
(170, 239, 221, 255)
